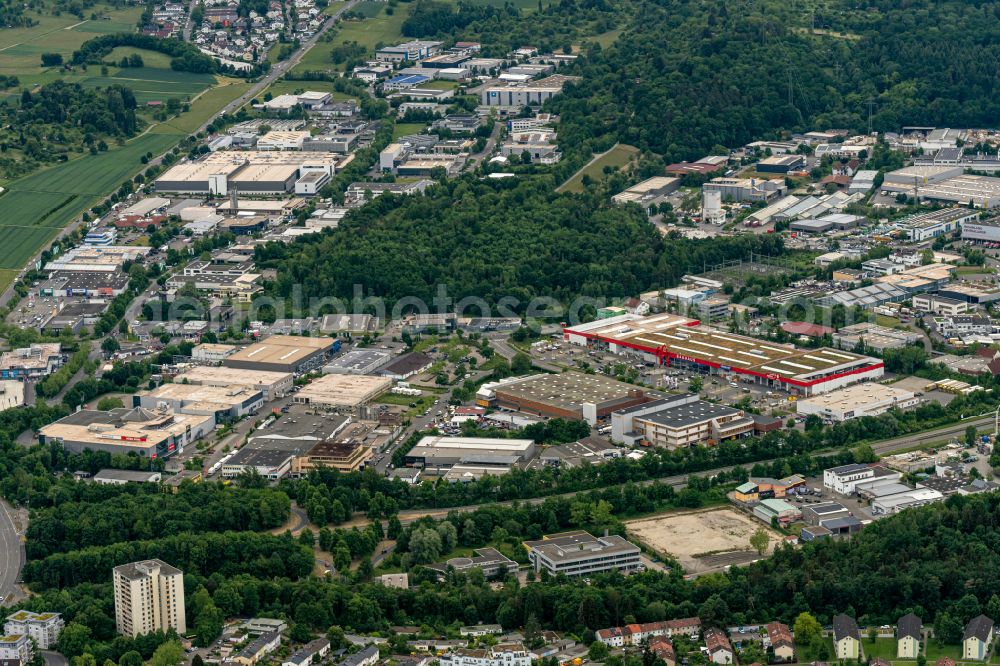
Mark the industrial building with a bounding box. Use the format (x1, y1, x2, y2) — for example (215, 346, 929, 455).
(493, 372, 663, 424)
(703, 177, 783, 202)
(823, 463, 902, 495)
(403, 436, 536, 470)
(38, 271, 130, 298)
(524, 531, 641, 577)
(191, 343, 238, 364)
(756, 155, 805, 173)
(43, 245, 150, 273)
(870, 487, 944, 515)
(375, 40, 442, 62)
(323, 349, 393, 375)
(612, 177, 681, 214)
(788, 213, 863, 234)
(113, 560, 185, 637)
(93, 470, 162, 485)
(222, 444, 298, 480)
(38, 407, 213, 459)
(224, 335, 334, 373)
(896, 207, 978, 241)
(154, 152, 341, 195)
(171, 366, 293, 400)
(795, 384, 919, 422)
(293, 374, 392, 412)
(133, 383, 264, 421)
(611, 394, 754, 448)
(882, 166, 1000, 208)
(564, 314, 883, 396)
(480, 75, 578, 106)
(295, 435, 375, 473)
(961, 216, 1000, 244)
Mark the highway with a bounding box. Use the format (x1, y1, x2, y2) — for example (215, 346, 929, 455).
(0, 499, 25, 604)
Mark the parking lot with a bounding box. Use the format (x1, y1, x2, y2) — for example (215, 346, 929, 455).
(788, 475, 876, 521)
(525, 337, 799, 419)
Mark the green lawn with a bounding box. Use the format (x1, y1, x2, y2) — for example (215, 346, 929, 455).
(375, 390, 437, 417)
(558, 143, 640, 193)
(862, 638, 900, 661)
(924, 642, 962, 661)
(154, 78, 253, 133)
(103, 46, 175, 69)
(583, 26, 622, 48)
(392, 122, 428, 140)
(417, 79, 458, 91)
(293, 2, 411, 74)
(955, 265, 994, 275)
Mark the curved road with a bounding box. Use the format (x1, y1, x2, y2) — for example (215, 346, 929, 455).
(0, 499, 25, 604)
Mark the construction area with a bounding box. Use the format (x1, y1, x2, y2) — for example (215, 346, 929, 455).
(625, 508, 782, 573)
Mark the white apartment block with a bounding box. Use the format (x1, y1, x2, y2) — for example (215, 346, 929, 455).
(113, 559, 186, 637)
(441, 644, 532, 666)
(4, 611, 64, 649)
(0, 634, 32, 662)
(524, 531, 641, 577)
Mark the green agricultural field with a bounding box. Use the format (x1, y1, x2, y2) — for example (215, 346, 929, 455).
(0, 130, 180, 268)
(558, 143, 639, 193)
(0, 5, 142, 80)
(293, 2, 411, 74)
(158, 79, 254, 133)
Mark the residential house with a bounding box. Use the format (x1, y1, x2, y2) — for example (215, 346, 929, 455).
(897, 614, 922, 659)
(648, 637, 675, 666)
(283, 639, 331, 666)
(963, 615, 994, 661)
(832, 615, 861, 660)
(232, 632, 282, 666)
(766, 622, 794, 662)
(342, 646, 381, 666)
(704, 628, 734, 665)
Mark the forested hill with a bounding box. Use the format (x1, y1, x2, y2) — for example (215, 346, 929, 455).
(255, 180, 784, 307)
(550, 0, 1000, 162)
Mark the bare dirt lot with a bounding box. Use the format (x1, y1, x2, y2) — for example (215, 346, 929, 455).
(626, 508, 782, 573)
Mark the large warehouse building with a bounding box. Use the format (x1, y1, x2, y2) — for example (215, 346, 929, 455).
(564, 314, 883, 396)
(882, 166, 1000, 208)
(171, 366, 293, 400)
(403, 436, 536, 470)
(133, 384, 264, 422)
(293, 374, 392, 412)
(155, 152, 342, 195)
(795, 383, 919, 422)
(493, 373, 664, 424)
(224, 335, 334, 373)
(38, 407, 214, 459)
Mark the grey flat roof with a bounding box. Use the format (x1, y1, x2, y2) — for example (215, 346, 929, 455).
(642, 400, 742, 428)
(523, 531, 639, 562)
(113, 558, 182, 579)
(93, 469, 159, 482)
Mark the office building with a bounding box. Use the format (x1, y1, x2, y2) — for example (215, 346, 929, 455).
(113, 560, 186, 637)
(703, 177, 783, 202)
(795, 384, 919, 422)
(962, 216, 1000, 244)
(191, 343, 239, 364)
(611, 394, 754, 448)
(425, 547, 518, 580)
(375, 40, 442, 62)
(294, 436, 374, 474)
(3, 612, 63, 650)
(524, 531, 641, 577)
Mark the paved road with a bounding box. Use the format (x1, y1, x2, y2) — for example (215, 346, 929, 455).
(349, 411, 1000, 527)
(487, 335, 562, 373)
(466, 121, 502, 170)
(0, 499, 25, 604)
(42, 652, 67, 666)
